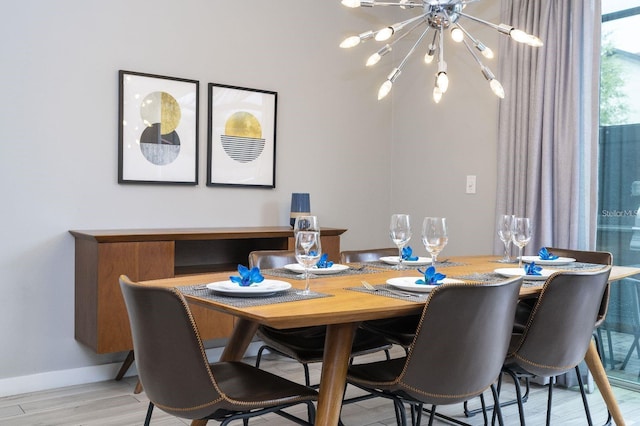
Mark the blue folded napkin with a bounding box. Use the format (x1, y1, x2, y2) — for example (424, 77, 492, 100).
(230, 264, 264, 287)
(402, 246, 419, 261)
(538, 247, 559, 260)
(315, 253, 334, 268)
(524, 262, 542, 276)
(416, 266, 446, 285)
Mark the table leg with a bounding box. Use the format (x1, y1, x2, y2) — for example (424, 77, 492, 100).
(315, 322, 357, 426)
(584, 339, 625, 425)
(219, 318, 259, 362)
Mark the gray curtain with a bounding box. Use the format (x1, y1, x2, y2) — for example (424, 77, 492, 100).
(494, 0, 601, 255)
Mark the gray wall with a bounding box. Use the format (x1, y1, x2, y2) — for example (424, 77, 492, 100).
(0, 0, 498, 393)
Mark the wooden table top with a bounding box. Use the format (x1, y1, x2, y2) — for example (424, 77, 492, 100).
(141, 255, 639, 330)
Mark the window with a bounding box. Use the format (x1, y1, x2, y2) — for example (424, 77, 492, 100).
(597, 0, 640, 390)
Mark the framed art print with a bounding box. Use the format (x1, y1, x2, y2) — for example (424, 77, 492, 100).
(207, 83, 277, 188)
(118, 70, 199, 184)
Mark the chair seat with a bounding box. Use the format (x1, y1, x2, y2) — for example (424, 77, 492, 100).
(257, 325, 392, 362)
(347, 357, 407, 387)
(361, 315, 421, 347)
(211, 361, 317, 408)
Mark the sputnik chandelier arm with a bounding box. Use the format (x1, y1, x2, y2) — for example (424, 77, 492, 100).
(339, 0, 543, 103)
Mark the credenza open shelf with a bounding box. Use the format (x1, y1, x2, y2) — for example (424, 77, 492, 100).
(70, 226, 346, 355)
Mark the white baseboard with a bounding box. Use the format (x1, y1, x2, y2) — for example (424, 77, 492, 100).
(0, 342, 262, 398)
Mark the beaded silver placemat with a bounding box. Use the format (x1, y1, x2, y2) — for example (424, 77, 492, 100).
(179, 284, 332, 308)
(347, 284, 430, 301)
(260, 266, 383, 280)
(362, 260, 465, 270)
(451, 272, 542, 288)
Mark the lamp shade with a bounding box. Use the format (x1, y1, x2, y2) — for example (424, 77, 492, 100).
(290, 193, 310, 227)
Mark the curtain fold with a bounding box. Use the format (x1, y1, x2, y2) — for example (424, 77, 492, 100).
(494, 0, 601, 254)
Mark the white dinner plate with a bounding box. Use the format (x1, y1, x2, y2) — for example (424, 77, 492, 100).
(519, 256, 577, 266)
(283, 263, 350, 275)
(206, 280, 291, 297)
(386, 276, 465, 293)
(379, 256, 432, 266)
(494, 268, 558, 281)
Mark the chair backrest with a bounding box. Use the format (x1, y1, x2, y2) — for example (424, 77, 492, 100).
(509, 267, 612, 377)
(544, 247, 612, 265)
(340, 248, 398, 263)
(545, 247, 613, 326)
(397, 277, 523, 405)
(119, 275, 221, 420)
(248, 250, 297, 269)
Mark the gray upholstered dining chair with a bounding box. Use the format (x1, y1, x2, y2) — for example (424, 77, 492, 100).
(248, 250, 392, 387)
(119, 275, 317, 426)
(341, 247, 421, 350)
(345, 277, 523, 426)
(339, 247, 398, 263)
(497, 267, 612, 426)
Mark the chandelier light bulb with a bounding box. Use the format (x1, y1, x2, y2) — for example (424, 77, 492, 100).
(433, 86, 443, 103)
(527, 35, 544, 47)
(375, 27, 394, 41)
(424, 52, 434, 64)
(378, 67, 401, 100)
(436, 61, 448, 93)
(451, 27, 464, 42)
(367, 53, 381, 66)
(437, 72, 449, 93)
(341, 0, 361, 7)
(509, 28, 532, 44)
(490, 79, 505, 98)
(367, 44, 392, 67)
(424, 43, 436, 64)
(340, 30, 374, 48)
(479, 44, 494, 59)
(340, 35, 361, 48)
(378, 80, 393, 100)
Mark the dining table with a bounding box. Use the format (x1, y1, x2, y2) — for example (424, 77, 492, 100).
(140, 255, 640, 426)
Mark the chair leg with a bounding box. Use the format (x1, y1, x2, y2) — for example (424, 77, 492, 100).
(479, 392, 488, 426)
(393, 398, 408, 426)
(546, 376, 554, 426)
(503, 369, 526, 426)
(302, 362, 311, 387)
(575, 365, 594, 426)
(255, 345, 267, 368)
(490, 383, 504, 426)
(415, 403, 423, 426)
(427, 405, 436, 426)
(144, 402, 154, 426)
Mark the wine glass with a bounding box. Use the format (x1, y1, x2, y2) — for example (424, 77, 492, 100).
(294, 231, 322, 295)
(512, 217, 532, 267)
(497, 214, 514, 263)
(389, 214, 412, 270)
(422, 217, 448, 266)
(294, 215, 319, 235)
(293, 216, 320, 277)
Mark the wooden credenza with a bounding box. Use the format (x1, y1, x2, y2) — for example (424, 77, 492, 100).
(70, 227, 346, 355)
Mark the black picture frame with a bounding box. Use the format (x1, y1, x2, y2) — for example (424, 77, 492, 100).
(118, 70, 199, 185)
(207, 83, 277, 188)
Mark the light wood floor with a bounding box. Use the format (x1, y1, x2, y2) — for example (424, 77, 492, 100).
(1, 346, 639, 425)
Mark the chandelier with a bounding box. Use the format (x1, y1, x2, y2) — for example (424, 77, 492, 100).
(340, 0, 543, 103)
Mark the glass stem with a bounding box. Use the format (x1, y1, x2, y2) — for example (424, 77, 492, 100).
(398, 247, 403, 270)
(304, 268, 310, 293)
(518, 246, 523, 267)
(503, 241, 510, 261)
